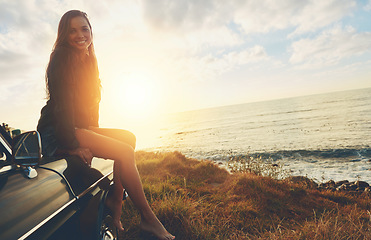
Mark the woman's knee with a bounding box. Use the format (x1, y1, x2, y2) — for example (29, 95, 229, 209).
(115, 129, 136, 149)
(127, 131, 136, 149)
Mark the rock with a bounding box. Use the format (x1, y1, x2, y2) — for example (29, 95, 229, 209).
(337, 183, 349, 191)
(326, 180, 336, 187)
(355, 180, 369, 188)
(290, 177, 371, 194)
(319, 180, 336, 190)
(348, 184, 357, 191)
(335, 180, 349, 187)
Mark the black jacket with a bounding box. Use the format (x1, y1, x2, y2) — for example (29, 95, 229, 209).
(37, 48, 100, 150)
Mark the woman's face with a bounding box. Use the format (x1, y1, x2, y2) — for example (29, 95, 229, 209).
(68, 16, 92, 52)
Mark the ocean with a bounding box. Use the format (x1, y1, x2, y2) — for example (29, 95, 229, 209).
(137, 87, 371, 183)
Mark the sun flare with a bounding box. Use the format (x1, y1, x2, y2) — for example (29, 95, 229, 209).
(122, 82, 148, 110)
(113, 73, 159, 122)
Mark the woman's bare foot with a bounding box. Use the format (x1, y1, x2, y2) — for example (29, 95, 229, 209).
(105, 195, 125, 232)
(139, 215, 175, 240)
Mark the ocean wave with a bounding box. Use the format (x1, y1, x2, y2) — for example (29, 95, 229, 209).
(179, 148, 371, 162)
(227, 148, 371, 161)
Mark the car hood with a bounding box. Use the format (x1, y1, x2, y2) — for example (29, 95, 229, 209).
(0, 157, 113, 239)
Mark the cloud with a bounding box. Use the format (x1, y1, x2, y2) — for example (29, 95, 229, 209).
(0, 49, 32, 80)
(289, 25, 371, 68)
(225, 45, 268, 66)
(141, 0, 226, 32)
(0, 0, 61, 85)
(234, 0, 305, 34)
(233, 0, 356, 37)
(365, 0, 371, 11)
(140, 0, 356, 44)
(140, 0, 242, 49)
(288, 0, 356, 36)
(171, 45, 269, 83)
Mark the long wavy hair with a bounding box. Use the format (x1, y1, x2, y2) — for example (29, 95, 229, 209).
(46, 10, 101, 103)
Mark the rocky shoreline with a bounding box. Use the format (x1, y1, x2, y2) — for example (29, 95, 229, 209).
(287, 176, 371, 193)
(318, 179, 371, 193)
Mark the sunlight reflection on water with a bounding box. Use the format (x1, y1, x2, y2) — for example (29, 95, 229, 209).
(132, 88, 371, 182)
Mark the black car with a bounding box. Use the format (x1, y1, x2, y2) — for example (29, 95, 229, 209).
(0, 124, 122, 240)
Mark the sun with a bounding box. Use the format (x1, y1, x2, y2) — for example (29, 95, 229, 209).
(99, 71, 166, 149)
(114, 73, 159, 121)
(122, 82, 148, 111)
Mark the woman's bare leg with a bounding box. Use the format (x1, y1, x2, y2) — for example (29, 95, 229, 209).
(103, 162, 125, 231)
(88, 127, 136, 149)
(88, 127, 135, 231)
(75, 129, 175, 240)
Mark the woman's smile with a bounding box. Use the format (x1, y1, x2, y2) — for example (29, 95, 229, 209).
(75, 40, 87, 46)
(68, 16, 92, 51)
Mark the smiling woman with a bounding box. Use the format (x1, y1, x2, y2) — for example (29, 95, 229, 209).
(36, 10, 175, 239)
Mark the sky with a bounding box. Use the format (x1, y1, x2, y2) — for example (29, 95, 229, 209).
(1, 0, 371, 132)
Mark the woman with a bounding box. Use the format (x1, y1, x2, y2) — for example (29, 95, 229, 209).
(37, 10, 175, 240)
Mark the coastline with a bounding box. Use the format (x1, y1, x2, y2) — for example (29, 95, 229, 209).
(120, 150, 371, 239)
(141, 147, 371, 183)
(135, 87, 371, 185)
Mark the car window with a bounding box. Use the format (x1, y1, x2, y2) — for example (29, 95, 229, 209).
(0, 130, 12, 163)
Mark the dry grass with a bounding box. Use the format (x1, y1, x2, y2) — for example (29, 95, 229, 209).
(118, 151, 371, 240)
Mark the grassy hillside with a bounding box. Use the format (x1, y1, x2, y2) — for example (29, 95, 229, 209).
(119, 151, 371, 239)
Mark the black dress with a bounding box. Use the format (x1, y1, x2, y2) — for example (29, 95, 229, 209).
(37, 47, 100, 157)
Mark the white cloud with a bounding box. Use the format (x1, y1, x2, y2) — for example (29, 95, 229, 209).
(226, 46, 268, 65)
(140, 0, 242, 49)
(141, 0, 226, 32)
(288, 0, 356, 36)
(233, 0, 356, 36)
(365, 0, 371, 11)
(289, 25, 371, 68)
(0, 0, 61, 85)
(246, 0, 356, 36)
(140, 0, 356, 45)
(171, 45, 269, 83)
(234, 0, 305, 34)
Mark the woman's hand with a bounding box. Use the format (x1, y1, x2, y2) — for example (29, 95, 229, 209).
(67, 147, 93, 166)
